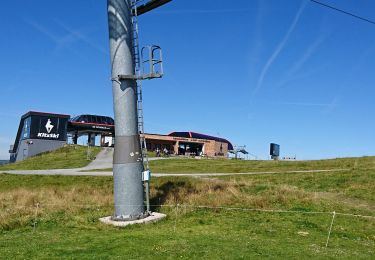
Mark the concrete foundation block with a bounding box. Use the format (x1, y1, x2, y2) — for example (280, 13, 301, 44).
(99, 212, 166, 227)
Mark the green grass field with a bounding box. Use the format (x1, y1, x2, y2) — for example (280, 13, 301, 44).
(0, 156, 374, 258)
(86, 155, 375, 173)
(148, 156, 375, 173)
(0, 145, 101, 170)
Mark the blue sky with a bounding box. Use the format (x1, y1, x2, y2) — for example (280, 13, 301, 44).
(0, 0, 374, 160)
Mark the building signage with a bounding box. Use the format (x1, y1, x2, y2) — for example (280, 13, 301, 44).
(37, 119, 60, 139)
(24, 115, 69, 141)
(37, 133, 60, 139)
(172, 137, 210, 143)
(92, 125, 111, 130)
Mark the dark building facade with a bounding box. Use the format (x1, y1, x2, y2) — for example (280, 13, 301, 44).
(10, 111, 69, 162)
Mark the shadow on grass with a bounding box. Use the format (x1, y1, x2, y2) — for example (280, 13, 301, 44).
(150, 180, 196, 211)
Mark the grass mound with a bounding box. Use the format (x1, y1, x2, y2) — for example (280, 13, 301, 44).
(0, 145, 101, 170)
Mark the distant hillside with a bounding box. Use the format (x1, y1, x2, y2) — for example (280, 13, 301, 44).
(0, 160, 8, 165)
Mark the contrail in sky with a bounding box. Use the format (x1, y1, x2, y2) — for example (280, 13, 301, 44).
(25, 19, 106, 54)
(247, 0, 265, 79)
(252, 1, 307, 99)
(56, 21, 107, 54)
(286, 35, 326, 78)
(154, 8, 252, 14)
(25, 19, 60, 43)
(275, 96, 339, 112)
(275, 33, 327, 89)
(276, 101, 333, 107)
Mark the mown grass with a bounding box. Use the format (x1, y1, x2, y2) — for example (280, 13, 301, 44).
(0, 161, 374, 258)
(148, 156, 375, 173)
(1, 210, 373, 259)
(0, 145, 101, 170)
(90, 155, 375, 173)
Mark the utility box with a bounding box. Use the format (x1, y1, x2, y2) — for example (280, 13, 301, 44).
(142, 170, 151, 182)
(9, 111, 70, 162)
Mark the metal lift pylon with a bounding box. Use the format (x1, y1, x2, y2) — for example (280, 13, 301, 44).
(107, 0, 166, 221)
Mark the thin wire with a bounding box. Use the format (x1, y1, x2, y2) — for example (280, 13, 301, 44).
(5, 203, 374, 219)
(311, 0, 375, 26)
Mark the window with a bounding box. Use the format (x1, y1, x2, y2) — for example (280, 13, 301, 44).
(81, 115, 88, 123)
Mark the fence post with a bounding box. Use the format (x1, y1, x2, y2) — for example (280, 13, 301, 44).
(174, 203, 179, 232)
(326, 211, 336, 247)
(33, 202, 40, 232)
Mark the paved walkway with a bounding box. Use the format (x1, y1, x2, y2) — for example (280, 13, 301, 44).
(82, 147, 113, 170)
(81, 148, 169, 170)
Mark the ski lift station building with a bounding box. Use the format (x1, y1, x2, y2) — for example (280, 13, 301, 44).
(9, 111, 233, 162)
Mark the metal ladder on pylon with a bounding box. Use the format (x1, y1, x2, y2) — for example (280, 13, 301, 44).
(131, 0, 149, 171)
(131, 0, 151, 212)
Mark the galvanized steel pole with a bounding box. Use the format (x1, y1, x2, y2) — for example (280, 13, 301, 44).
(107, 0, 145, 220)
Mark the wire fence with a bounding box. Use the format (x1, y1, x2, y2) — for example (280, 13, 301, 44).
(1, 202, 374, 249)
(159, 204, 375, 248)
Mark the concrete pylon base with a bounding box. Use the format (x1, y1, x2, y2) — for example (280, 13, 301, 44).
(99, 212, 166, 227)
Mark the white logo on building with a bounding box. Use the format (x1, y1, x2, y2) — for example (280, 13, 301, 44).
(37, 118, 59, 139)
(45, 119, 54, 134)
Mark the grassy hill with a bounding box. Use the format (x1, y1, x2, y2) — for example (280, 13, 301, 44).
(2, 144, 373, 174)
(0, 156, 374, 258)
(0, 145, 101, 170)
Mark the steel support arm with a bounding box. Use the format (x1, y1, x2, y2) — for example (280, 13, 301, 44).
(133, 0, 172, 16)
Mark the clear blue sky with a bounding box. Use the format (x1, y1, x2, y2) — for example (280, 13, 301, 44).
(0, 0, 374, 160)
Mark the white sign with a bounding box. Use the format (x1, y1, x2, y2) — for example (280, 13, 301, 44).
(37, 118, 59, 139)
